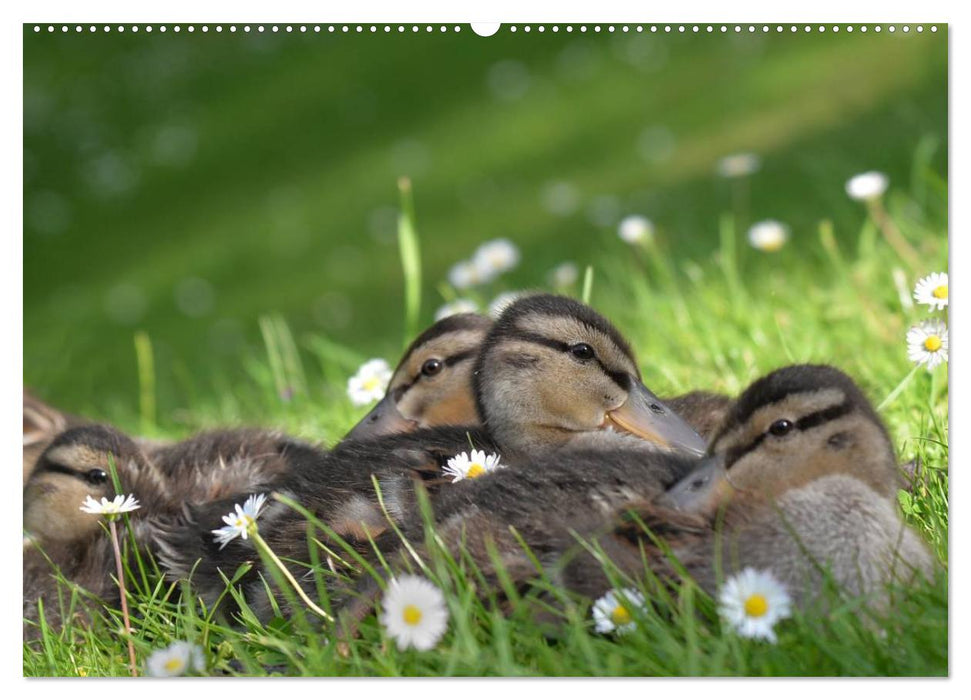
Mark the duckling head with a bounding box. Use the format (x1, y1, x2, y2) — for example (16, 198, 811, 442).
(662, 364, 898, 514)
(344, 313, 492, 440)
(473, 294, 706, 458)
(23, 425, 161, 544)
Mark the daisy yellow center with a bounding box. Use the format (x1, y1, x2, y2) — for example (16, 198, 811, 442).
(362, 376, 381, 392)
(760, 238, 784, 252)
(402, 604, 423, 626)
(164, 657, 186, 673)
(933, 284, 948, 300)
(744, 594, 769, 618)
(235, 515, 255, 529)
(610, 605, 632, 626)
(924, 335, 942, 352)
(466, 463, 486, 478)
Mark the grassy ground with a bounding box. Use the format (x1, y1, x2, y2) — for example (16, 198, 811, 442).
(23, 159, 948, 676)
(23, 26, 947, 676)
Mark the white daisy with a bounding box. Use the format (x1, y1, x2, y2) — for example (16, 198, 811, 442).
(347, 358, 392, 406)
(845, 171, 889, 202)
(617, 215, 654, 245)
(549, 261, 579, 288)
(591, 587, 646, 635)
(488, 292, 523, 319)
(443, 449, 504, 482)
(718, 567, 792, 643)
(379, 575, 450, 651)
(448, 259, 493, 289)
(79, 494, 141, 518)
(913, 272, 948, 311)
(212, 493, 268, 549)
(434, 298, 479, 321)
(146, 640, 206, 677)
(907, 320, 949, 370)
(716, 152, 761, 178)
(473, 238, 520, 278)
(747, 220, 789, 252)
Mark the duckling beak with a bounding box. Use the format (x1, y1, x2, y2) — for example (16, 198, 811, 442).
(657, 455, 729, 513)
(343, 395, 418, 441)
(604, 382, 708, 455)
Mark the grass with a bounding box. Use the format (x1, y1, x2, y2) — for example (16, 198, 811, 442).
(23, 27, 947, 413)
(23, 152, 948, 676)
(23, 26, 947, 677)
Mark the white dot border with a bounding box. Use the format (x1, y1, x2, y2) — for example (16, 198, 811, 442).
(29, 23, 943, 35)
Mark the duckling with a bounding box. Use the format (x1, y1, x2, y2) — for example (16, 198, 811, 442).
(23, 425, 166, 636)
(343, 312, 492, 440)
(23, 390, 87, 484)
(525, 364, 936, 611)
(155, 294, 707, 620)
(23, 314, 495, 633)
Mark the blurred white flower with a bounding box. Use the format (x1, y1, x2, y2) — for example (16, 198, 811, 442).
(716, 152, 761, 178)
(448, 259, 491, 289)
(434, 298, 480, 321)
(486, 60, 531, 102)
(718, 568, 792, 643)
(913, 272, 948, 311)
(80, 494, 141, 518)
(443, 449, 504, 482)
(549, 262, 580, 288)
(592, 588, 646, 635)
(146, 640, 206, 677)
(747, 220, 789, 252)
(585, 194, 622, 227)
(907, 320, 948, 370)
(618, 215, 654, 245)
(473, 238, 520, 278)
(174, 277, 215, 318)
(637, 125, 676, 164)
(347, 358, 393, 405)
(380, 575, 450, 651)
(104, 283, 148, 325)
(488, 292, 524, 319)
(541, 181, 580, 217)
(845, 171, 889, 202)
(211, 493, 268, 549)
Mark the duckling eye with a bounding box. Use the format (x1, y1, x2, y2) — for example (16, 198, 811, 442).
(421, 358, 443, 377)
(85, 469, 108, 485)
(569, 343, 595, 361)
(768, 419, 794, 437)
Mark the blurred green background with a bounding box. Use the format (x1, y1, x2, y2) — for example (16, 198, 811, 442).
(23, 25, 947, 425)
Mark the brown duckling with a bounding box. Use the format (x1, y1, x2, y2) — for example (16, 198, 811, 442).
(155, 294, 707, 620)
(23, 425, 165, 636)
(23, 390, 88, 484)
(23, 314, 493, 634)
(344, 312, 492, 440)
(516, 364, 936, 613)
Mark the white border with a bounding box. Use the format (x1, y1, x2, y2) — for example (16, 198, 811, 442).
(6, 0, 962, 694)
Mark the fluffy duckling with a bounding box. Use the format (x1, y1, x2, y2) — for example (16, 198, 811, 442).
(544, 364, 936, 611)
(344, 312, 492, 439)
(23, 314, 493, 634)
(23, 390, 87, 484)
(23, 425, 165, 636)
(155, 294, 707, 619)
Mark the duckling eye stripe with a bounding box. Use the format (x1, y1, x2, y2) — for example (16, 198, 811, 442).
(444, 349, 476, 367)
(796, 400, 853, 431)
(38, 461, 86, 481)
(397, 350, 479, 396)
(504, 330, 630, 390)
(725, 400, 854, 469)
